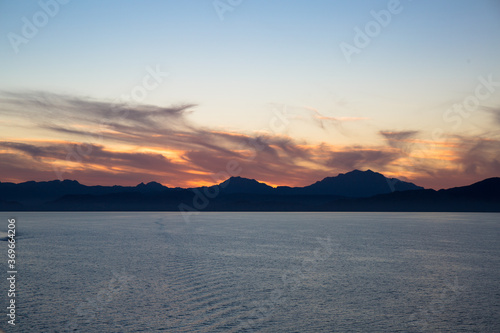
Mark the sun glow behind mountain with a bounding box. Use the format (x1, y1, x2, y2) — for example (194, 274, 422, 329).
(0, 1, 499, 190)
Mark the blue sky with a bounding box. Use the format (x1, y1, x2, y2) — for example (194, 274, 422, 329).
(1, 0, 499, 188)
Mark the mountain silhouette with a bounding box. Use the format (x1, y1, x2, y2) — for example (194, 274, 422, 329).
(0, 179, 168, 206)
(0, 171, 498, 211)
(281, 169, 422, 197)
(442, 177, 500, 199)
(214, 176, 275, 194)
(321, 177, 500, 212)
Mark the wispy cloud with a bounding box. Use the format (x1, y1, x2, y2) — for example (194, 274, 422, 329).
(0, 141, 184, 173)
(0, 91, 499, 188)
(326, 148, 400, 171)
(482, 107, 500, 126)
(455, 136, 500, 176)
(301, 106, 368, 135)
(380, 130, 419, 151)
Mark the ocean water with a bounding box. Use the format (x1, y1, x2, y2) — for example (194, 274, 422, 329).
(1, 212, 499, 332)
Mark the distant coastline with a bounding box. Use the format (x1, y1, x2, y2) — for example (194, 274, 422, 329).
(1, 170, 499, 212)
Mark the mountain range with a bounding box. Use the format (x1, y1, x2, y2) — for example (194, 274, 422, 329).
(0, 170, 499, 212)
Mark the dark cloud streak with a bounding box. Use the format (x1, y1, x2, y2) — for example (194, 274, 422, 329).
(1, 91, 499, 188)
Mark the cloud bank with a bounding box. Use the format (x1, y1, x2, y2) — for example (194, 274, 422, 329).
(0, 91, 499, 189)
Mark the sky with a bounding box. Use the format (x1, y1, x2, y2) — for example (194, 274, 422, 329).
(0, 0, 499, 189)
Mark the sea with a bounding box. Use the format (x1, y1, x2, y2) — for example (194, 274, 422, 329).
(0, 212, 499, 332)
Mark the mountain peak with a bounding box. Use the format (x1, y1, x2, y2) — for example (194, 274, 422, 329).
(342, 169, 378, 176)
(224, 176, 258, 183)
(137, 181, 163, 186)
(218, 176, 273, 194)
(46, 179, 81, 186)
(136, 181, 166, 191)
(304, 170, 422, 197)
(319, 169, 383, 183)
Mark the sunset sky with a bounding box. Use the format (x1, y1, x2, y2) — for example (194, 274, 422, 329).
(1, 0, 499, 189)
